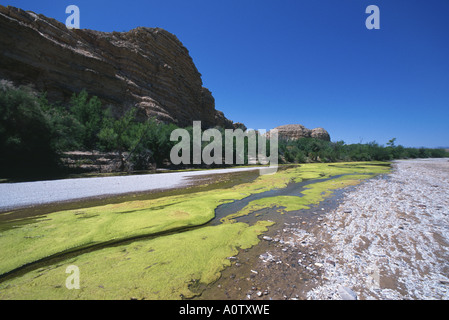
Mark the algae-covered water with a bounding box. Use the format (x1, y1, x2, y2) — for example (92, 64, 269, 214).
(209, 173, 373, 226)
(0, 162, 390, 300)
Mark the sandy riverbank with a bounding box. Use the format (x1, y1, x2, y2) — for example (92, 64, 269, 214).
(0, 167, 266, 212)
(307, 158, 449, 299)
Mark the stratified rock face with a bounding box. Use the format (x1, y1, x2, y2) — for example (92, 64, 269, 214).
(0, 5, 234, 128)
(271, 124, 331, 142)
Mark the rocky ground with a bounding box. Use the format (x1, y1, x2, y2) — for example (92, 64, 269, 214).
(306, 158, 449, 300)
(201, 158, 449, 300)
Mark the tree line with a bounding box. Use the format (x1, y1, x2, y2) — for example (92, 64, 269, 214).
(278, 137, 448, 164)
(0, 83, 447, 179)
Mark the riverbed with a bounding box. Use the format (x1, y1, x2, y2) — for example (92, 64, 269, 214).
(0, 162, 394, 299)
(197, 158, 449, 300)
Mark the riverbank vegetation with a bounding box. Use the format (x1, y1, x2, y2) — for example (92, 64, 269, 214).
(1, 83, 447, 179)
(0, 82, 178, 179)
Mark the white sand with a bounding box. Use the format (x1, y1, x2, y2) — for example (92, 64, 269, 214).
(0, 167, 265, 211)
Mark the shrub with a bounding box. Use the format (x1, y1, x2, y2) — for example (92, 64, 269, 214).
(0, 83, 60, 177)
(70, 90, 104, 149)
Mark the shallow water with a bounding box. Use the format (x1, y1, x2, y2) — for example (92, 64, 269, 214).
(209, 173, 371, 226)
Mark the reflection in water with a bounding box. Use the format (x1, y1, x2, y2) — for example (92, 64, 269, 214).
(209, 173, 367, 226)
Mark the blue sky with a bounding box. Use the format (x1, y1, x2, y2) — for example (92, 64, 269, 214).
(5, 0, 449, 147)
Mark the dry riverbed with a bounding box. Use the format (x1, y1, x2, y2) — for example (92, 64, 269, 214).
(307, 158, 449, 300)
(200, 158, 449, 300)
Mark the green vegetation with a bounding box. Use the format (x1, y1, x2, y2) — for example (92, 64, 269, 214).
(0, 162, 389, 299)
(0, 221, 273, 300)
(278, 137, 449, 164)
(0, 84, 178, 178)
(0, 83, 60, 177)
(221, 168, 380, 223)
(0, 84, 447, 179)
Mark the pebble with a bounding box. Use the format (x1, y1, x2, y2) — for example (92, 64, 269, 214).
(307, 159, 449, 300)
(325, 259, 336, 267)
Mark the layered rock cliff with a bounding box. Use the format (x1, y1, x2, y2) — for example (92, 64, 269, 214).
(0, 5, 234, 128)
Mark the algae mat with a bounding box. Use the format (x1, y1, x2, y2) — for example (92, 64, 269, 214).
(0, 162, 390, 299)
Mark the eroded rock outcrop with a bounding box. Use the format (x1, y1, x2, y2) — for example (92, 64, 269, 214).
(271, 124, 331, 142)
(311, 127, 331, 141)
(0, 5, 236, 128)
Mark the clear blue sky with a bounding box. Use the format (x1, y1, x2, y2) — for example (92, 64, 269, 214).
(5, 0, 449, 147)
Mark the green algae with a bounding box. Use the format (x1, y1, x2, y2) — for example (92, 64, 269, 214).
(0, 221, 273, 300)
(221, 173, 379, 223)
(0, 161, 390, 299)
(0, 164, 329, 276)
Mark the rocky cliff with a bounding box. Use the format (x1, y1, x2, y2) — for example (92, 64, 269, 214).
(0, 5, 235, 128)
(271, 124, 331, 142)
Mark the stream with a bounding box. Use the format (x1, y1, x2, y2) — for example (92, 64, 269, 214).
(209, 174, 356, 226)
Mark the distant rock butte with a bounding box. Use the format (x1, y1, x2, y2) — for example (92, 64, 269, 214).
(270, 124, 331, 142)
(0, 5, 236, 129)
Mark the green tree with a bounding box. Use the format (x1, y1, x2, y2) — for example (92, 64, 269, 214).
(0, 84, 60, 177)
(387, 138, 397, 148)
(98, 108, 140, 170)
(38, 93, 84, 151)
(70, 90, 104, 149)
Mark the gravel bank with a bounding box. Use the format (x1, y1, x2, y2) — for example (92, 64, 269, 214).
(307, 158, 449, 300)
(0, 167, 266, 211)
